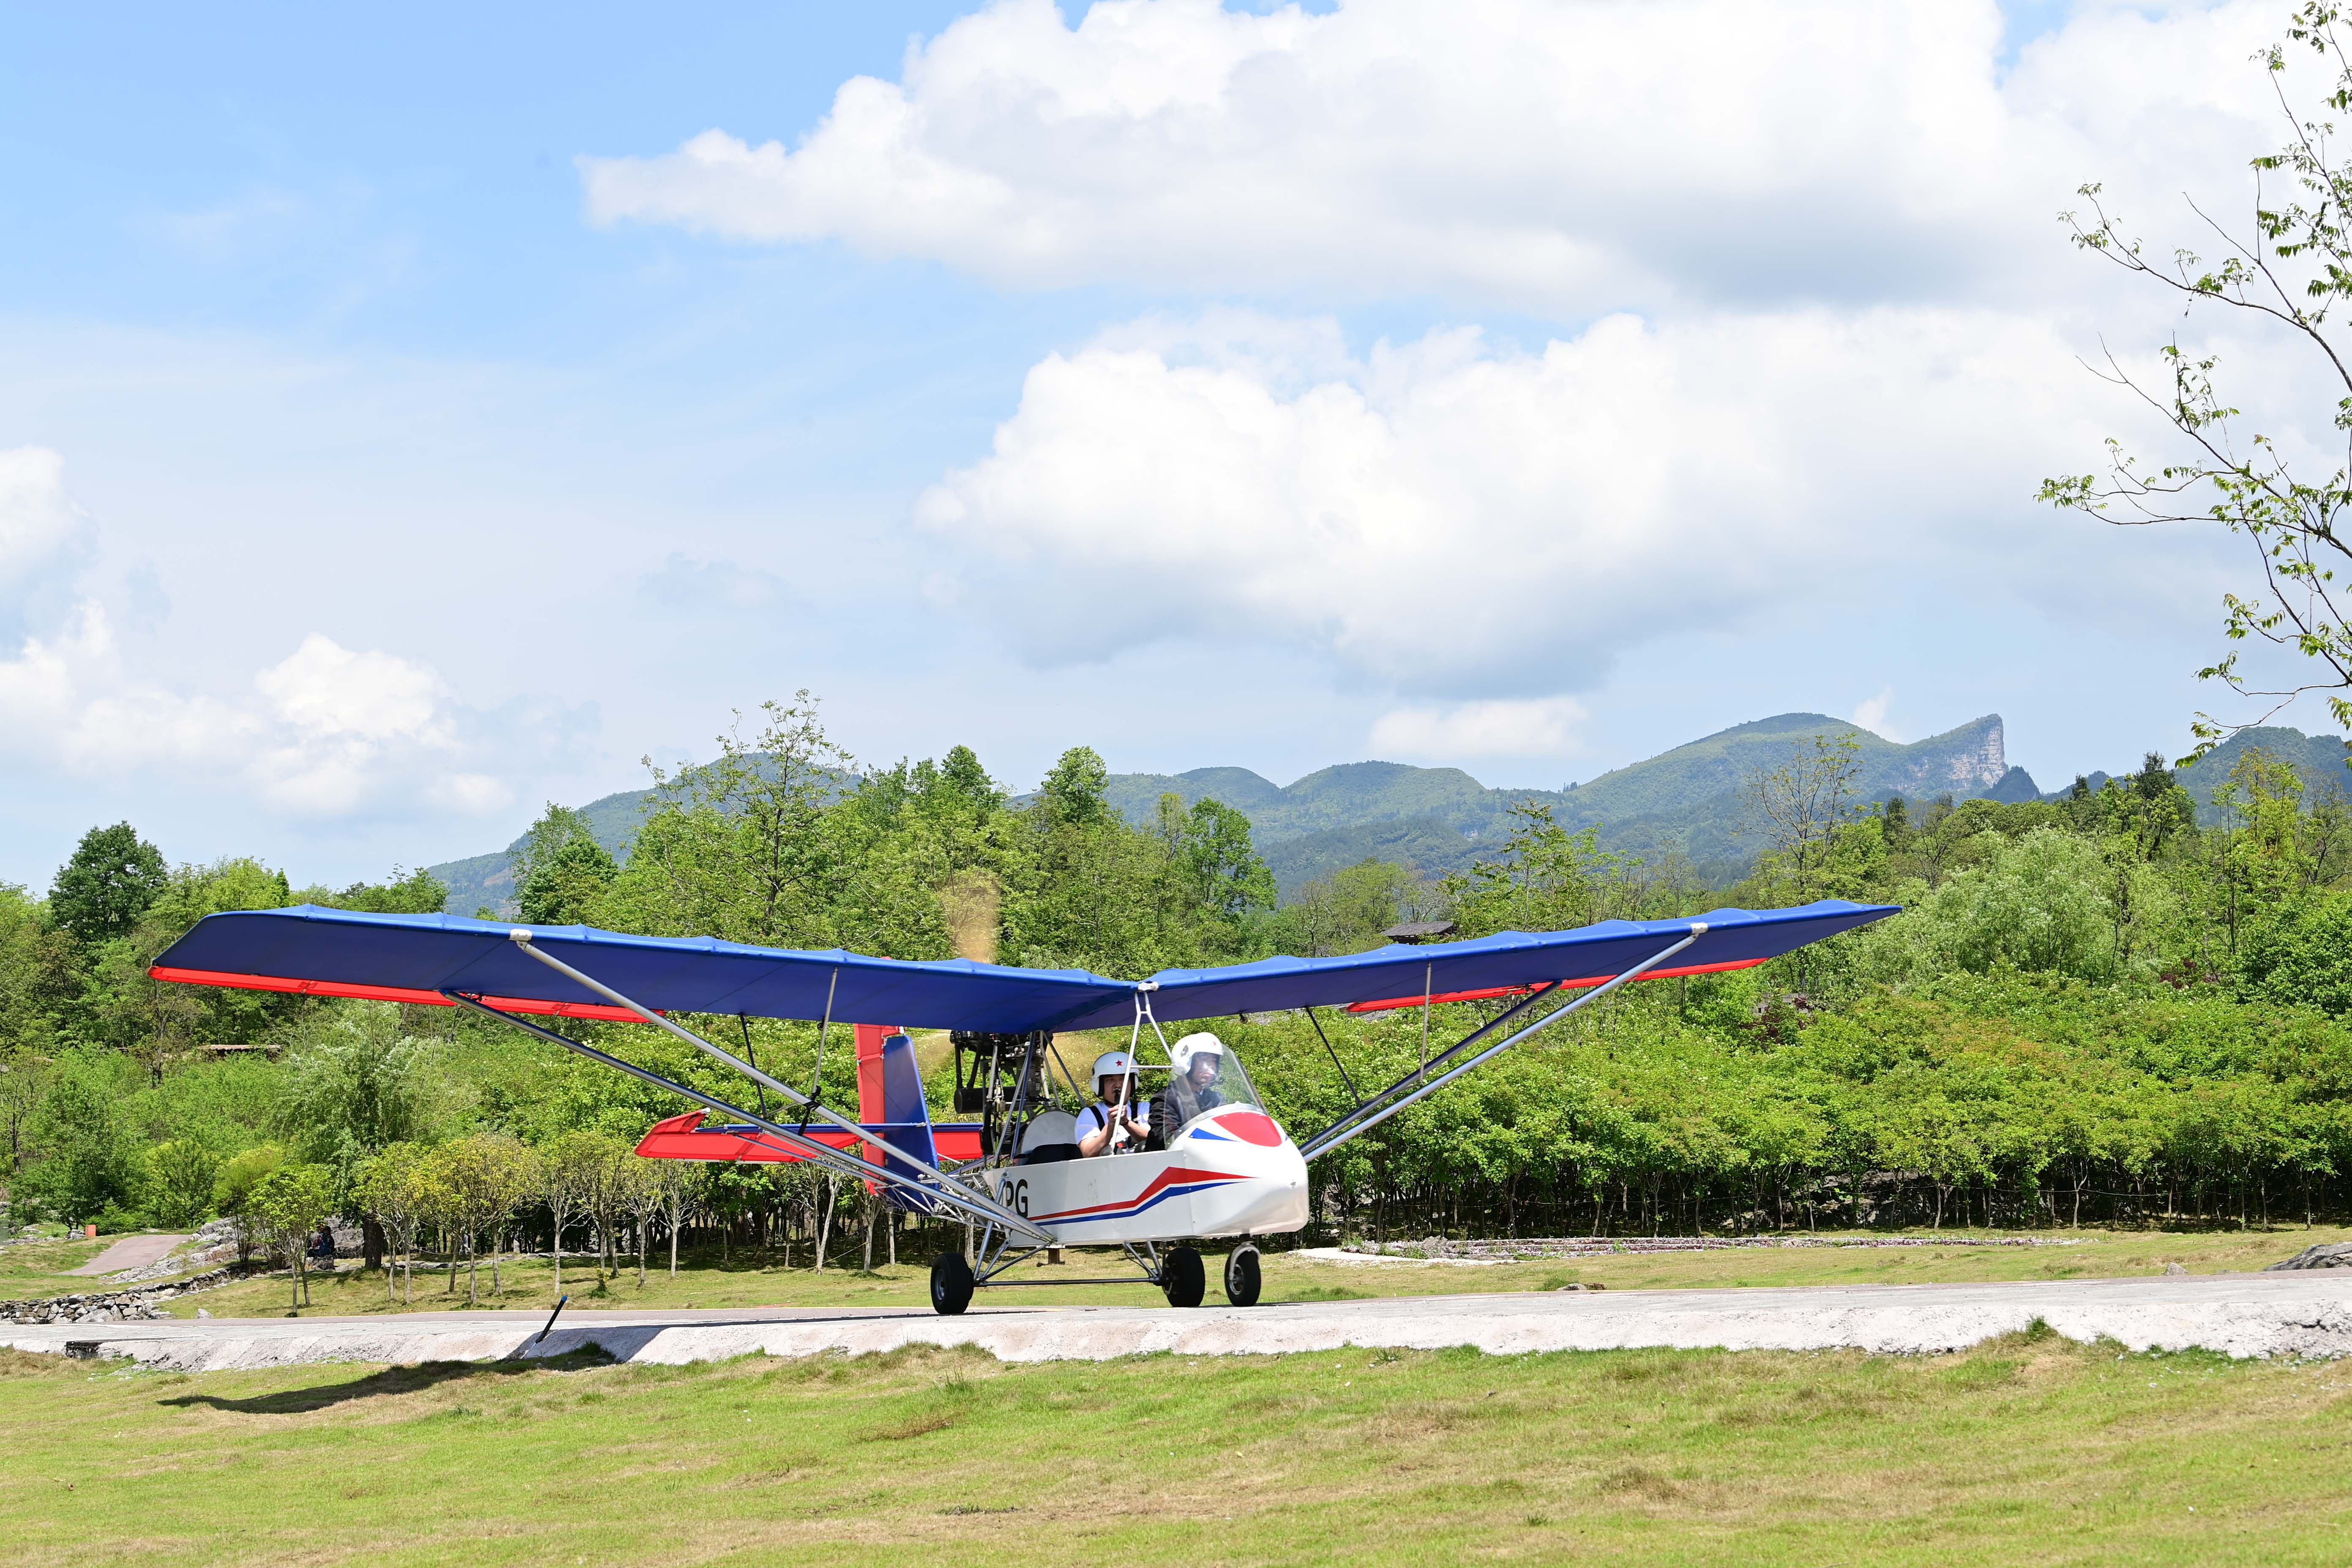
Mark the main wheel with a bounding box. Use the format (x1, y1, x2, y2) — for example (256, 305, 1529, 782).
(1160, 1246, 1206, 1308)
(929, 1252, 974, 1316)
(1224, 1245, 1262, 1307)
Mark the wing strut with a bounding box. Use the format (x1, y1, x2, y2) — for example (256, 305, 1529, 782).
(1297, 928, 1701, 1162)
(444, 992, 1053, 1244)
(490, 931, 1053, 1245)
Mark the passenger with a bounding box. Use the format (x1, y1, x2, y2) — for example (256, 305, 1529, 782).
(1076, 1050, 1150, 1157)
(1154, 1032, 1228, 1143)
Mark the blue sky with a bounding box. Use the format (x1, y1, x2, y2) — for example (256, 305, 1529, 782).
(0, 0, 2322, 888)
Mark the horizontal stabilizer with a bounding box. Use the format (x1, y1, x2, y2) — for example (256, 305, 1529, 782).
(634, 1109, 982, 1165)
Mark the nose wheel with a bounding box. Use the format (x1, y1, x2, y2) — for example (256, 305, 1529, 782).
(1224, 1245, 1261, 1306)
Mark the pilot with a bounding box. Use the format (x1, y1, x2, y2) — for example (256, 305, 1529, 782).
(1154, 1032, 1228, 1143)
(1076, 1050, 1150, 1157)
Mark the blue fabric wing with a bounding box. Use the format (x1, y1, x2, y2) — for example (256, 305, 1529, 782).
(152, 898, 1898, 1033)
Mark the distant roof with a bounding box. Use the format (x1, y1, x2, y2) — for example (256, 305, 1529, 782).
(152, 901, 1897, 1035)
(1381, 920, 1456, 943)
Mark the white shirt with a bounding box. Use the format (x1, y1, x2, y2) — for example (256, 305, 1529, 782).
(1076, 1100, 1149, 1148)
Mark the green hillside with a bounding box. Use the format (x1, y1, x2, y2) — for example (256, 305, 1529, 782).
(428, 785, 655, 917)
(427, 712, 2352, 914)
(1109, 713, 2031, 893)
(2066, 726, 2352, 818)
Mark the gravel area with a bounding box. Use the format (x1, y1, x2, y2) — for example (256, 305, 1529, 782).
(6, 1272, 2350, 1369)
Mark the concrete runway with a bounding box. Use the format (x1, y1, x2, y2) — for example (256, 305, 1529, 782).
(8, 1272, 2352, 1371)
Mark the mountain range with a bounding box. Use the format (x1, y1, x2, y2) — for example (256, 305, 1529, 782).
(423, 713, 2352, 913)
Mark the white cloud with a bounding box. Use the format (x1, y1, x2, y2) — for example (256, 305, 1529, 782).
(637, 552, 790, 612)
(0, 600, 111, 734)
(1852, 688, 1902, 741)
(580, 0, 2283, 315)
(917, 306, 2113, 691)
(1372, 696, 1589, 760)
(0, 447, 88, 586)
(0, 450, 553, 822)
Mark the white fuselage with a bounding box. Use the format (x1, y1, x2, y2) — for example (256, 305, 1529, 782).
(989, 1105, 1309, 1245)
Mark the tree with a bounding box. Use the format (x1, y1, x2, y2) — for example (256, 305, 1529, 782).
(535, 1130, 616, 1291)
(275, 1002, 454, 1203)
(653, 1159, 695, 1279)
(512, 807, 619, 926)
(18, 1051, 140, 1226)
(618, 695, 852, 946)
(212, 1144, 283, 1264)
(430, 1135, 533, 1305)
(1745, 733, 1864, 899)
(249, 1163, 337, 1307)
(326, 867, 449, 915)
(2042, 4, 2352, 755)
(139, 1139, 223, 1229)
(49, 823, 168, 945)
(1040, 746, 1111, 828)
(1168, 797, 1277, 952)
(354, 1142, 435, 1304)
(1446, 803, 1629, 938)
(1281, 860, 1429, 956)
(615, 1155, 664, 1287)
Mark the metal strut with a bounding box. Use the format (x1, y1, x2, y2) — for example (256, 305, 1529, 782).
(489, 933, 1053, 1245)
(1296, 929, 1704, 1162)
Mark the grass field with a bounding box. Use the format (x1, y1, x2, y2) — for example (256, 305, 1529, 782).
(4, 1329, 2350, 1565)
(43, 1221, 2341, 1320)
(0, 1237, 113, 1301)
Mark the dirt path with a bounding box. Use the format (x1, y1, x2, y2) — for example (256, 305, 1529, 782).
(65, 1234, 188, 1277)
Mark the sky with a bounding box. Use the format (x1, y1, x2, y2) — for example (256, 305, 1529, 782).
(0, 0, 2339, 889)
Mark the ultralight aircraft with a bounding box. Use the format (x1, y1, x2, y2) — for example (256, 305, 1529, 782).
(151, 899, 1895, 1312)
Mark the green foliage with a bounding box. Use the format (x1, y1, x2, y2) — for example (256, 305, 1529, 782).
(322, 867, 450, 915)
(14, 1051, 141, 1224)
(48, 822, 166, 944)
(1446, 803, 1631, 938)
(275, 1002, 461, 1200)
(248, 1161, 337, 1304)
(2240, 890, 2352, 1015)
(1275, 859, 1438, 956)
(213, 1143, 283, 1246)
(511, 805, 618, 926)
(17, 686, 2352, 1243)
(139, 1139, 224, 1228)
(2047, 6, 2352, 746)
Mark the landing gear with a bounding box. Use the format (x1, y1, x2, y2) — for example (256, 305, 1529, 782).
(1160, 1245, 1206, 1308)
(930, 1252, 974, 1316)
(1224, 1245, 1261, 1307)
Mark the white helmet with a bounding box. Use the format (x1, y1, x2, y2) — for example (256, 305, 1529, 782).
(1170, 1032, 1225, 1071)
(1091, 1050, 1138, 1083)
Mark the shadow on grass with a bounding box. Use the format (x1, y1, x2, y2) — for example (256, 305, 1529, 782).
(156, 1346, 617, 1415)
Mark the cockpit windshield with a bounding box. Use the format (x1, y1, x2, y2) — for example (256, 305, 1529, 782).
(1158, 1034, 1261, 1135)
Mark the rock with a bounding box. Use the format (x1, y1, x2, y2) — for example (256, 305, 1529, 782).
(2263, 1242, 2352, 1271)
(1554, 1282, 1607, 1292)
(0, 1266, 236, 1324)
(2164, 1263, 2188, 1276)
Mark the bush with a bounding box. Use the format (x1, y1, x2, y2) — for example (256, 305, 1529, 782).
(140, 1139, 225, 1229)
(2240, 891, 2352, 1016)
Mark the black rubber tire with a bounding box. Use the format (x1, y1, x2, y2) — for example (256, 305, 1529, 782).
(1160, 1245, 1207, 1308)
(929, 1252, 974, 1316)
(1223, 1245, 1262, 1307)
